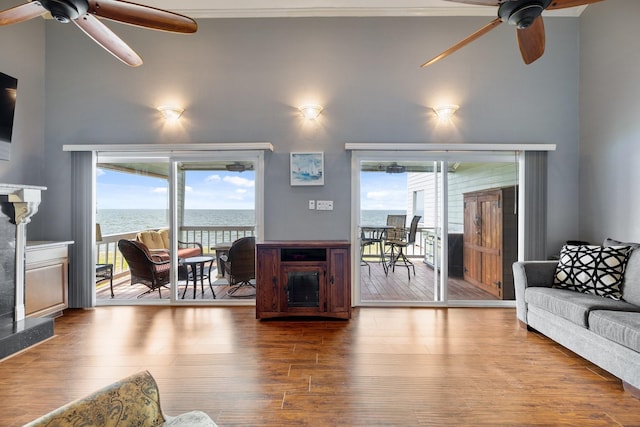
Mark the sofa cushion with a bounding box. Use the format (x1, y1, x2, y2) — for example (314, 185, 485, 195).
(164, 411, 218, 426)
(158, 229, 171, 248)
(603, 238, 640, 306)
(553, 245, 633, 300)
(525, 287, 640, 328)
(589, 310, 640, 353)
(152, 247, 201, 261)
(138, 230, 168, 250)
(177, 247, 201, 259)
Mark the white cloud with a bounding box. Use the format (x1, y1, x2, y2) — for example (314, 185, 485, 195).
(366, 190, 392, 200)
(152, 187, 167, 194)
(224, 176, 255, 188)
(205, 174, 221, 183)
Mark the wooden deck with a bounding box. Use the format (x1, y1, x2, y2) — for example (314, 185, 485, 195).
(97, 258, 499, 302)
(2, 306, 639, 426)
(360, 259, 498, 301)
(97, 266, 254, 301)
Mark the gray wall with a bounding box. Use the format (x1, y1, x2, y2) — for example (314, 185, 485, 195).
(3, 13, 582, 253)
(580, 0, 640, 244)
(0, 14, 45, 191)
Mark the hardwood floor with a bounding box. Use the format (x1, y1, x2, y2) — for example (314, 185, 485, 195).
(2, 306, 639, 426)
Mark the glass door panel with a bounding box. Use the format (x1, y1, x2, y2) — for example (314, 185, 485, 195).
(356, 154, 519, 306)
(359, 159, 441, 303)
(447, 162, 519, 302)
(95, 160, 170, 302)
(177, 160, 257, 301)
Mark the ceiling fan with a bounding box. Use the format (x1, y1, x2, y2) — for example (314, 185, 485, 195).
(0, 0, 197, 67)
(421, 0, 604, 67)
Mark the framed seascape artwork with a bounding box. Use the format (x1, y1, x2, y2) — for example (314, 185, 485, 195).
(290, 152, 324, 186)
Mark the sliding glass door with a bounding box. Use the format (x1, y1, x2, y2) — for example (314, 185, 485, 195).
(95, 151, 263, 305)
(354, 151, 520, 306)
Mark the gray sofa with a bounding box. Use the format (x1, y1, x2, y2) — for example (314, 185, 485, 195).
(513, 238, 640, 398)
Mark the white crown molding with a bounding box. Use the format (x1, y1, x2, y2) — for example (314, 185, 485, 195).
(166, 6, 587, 19)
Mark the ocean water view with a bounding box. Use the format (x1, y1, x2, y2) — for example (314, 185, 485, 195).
(97, 209, 406, 235)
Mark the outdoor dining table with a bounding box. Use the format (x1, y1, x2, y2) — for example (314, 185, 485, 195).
(360, 225, 395, 275)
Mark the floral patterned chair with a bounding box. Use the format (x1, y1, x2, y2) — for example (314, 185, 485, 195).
(24, 370, 217, 426)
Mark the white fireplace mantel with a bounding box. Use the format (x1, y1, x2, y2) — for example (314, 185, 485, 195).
(0, 183, 46, 193)
(0, 183, 46, 322)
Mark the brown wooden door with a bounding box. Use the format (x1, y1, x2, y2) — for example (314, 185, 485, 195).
(328, 248, 350, 314)
(478, 191, 503, 297)
(256, 247, 280, 317)
(463, 190, 504, 298)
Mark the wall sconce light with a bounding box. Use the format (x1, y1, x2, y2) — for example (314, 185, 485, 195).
(157, 105, 184, 122)
(299, 104, 323, 120)
(432, 104, 459, 120)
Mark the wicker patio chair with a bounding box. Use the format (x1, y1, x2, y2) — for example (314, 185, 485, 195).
(118, 239, 171, 298)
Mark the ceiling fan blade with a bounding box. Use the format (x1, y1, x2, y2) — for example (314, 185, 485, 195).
(421, 17, 502, 67)
(73, 14, 143, 67)
(0, 2, 46, 26)
(87, 0, 197, 33)
(547, 0, 606, 10)
(517, 16, 545, 64)
(443, 0, 500, 5)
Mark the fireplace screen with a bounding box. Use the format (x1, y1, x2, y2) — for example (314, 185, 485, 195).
(287, 271, 320, 307)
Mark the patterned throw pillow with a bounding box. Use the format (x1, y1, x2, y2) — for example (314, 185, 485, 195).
(553, 245, 633, 300)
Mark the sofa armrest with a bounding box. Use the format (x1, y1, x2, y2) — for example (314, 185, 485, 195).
(178, 240, 203, 254)
(164, 410, 218, 426)
(513, 261, 558, 324)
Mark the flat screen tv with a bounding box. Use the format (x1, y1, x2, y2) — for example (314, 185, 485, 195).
(0, 72, 18, 161)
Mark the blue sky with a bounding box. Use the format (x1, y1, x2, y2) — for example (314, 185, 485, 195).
(360, 172, 407, 211)
(96, 168, 256, 210)
(96, 168, 407, 211)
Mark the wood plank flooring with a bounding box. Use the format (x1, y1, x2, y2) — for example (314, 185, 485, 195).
(2, 306, 639, 426)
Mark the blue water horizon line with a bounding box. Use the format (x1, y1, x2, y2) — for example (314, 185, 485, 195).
(97, 208, 406, 235)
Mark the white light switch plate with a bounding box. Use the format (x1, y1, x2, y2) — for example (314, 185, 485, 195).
(316, 200, 333, 210)
(308, 200, 315, 210)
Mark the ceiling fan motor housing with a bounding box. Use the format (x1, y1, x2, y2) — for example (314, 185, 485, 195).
(499, 0, 552, 29)
(40, 0, 89, 23)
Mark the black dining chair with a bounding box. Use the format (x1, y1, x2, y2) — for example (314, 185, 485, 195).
(386, 215, 421, 280)
(360, 228, 376, 275)
(383, 214, 406, 261)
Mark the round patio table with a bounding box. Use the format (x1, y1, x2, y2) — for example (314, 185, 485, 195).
(181, 256, 216, 299)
